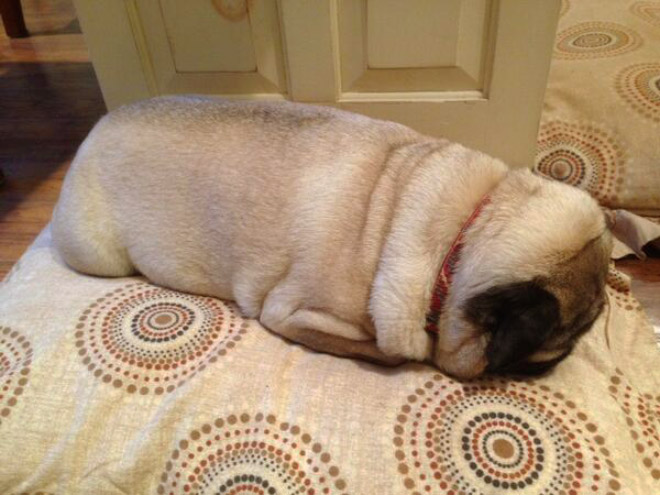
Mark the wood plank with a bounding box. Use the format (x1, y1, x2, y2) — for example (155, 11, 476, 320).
(0, 240, 31, 261)
(1, 177, 65, 202)
(0, 221, 47, 237)
(0, 261, 17, 280)
(0, 199, 56, 224)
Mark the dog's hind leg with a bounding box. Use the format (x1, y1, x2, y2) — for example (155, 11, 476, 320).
(52, 148, 135, 277)
(260, 289, 404, 365)
(274, 309, 405, 366)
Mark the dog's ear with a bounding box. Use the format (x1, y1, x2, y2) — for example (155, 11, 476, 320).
(464, 281, 561, 372)
(601, 207, 617, 230)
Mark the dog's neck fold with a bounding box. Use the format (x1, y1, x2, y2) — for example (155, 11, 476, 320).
(369, 144, 508, 362)
(424, 194, 491, 333)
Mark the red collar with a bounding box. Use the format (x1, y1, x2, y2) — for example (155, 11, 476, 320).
(425, 195, 491, 333)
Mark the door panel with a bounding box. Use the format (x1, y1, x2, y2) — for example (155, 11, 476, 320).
(135, 0, 287, 96)
(74, 0, 560, 166)
(339, 0, 491, 94)
(160, 0, 257, 73)
(367, 0, 461, 69)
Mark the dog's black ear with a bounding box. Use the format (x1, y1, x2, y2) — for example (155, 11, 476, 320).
(464, 281, 561, 372)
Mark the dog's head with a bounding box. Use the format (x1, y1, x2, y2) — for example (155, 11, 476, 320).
(433, 170, 612, 379)
(463, 238, 609, 376)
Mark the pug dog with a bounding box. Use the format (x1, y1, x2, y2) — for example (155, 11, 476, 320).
(52, 96, 612, 379)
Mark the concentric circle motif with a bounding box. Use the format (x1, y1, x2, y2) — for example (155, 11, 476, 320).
(606, 267, 643, 312)
(393, 375, 622, 495)
(158, 412, 349, 495)
(75, 283, 248, 395)
(555, 22, 642, 59)
(1, 327, 32, 426)
(608, 369, 660, 480)
(535, 121, 625, 205)
(631, 2, 660, 28)
(615, 63, 660, 123)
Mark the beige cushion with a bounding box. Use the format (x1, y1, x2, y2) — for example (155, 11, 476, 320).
(0, 228, 659, 493)
(535, 0, 660, 214)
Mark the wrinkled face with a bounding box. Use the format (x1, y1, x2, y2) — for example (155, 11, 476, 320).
(459, 232, 611, 378)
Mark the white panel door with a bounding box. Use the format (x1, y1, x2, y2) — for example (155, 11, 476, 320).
(74, 0, 560, 166)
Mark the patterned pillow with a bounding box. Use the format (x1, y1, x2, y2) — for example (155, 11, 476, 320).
(1, 229, 660, 494)
(535, 0, 660, 214)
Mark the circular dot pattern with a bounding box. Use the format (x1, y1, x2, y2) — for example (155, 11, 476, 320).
(555, 22, 642, 59)
(158, 412, 349, 495)
(631, 2, 660, 28)
(535, 121, 625, 205)
(393, 375, 621, 495)
(75, 283, 248, 395)
(615, 63, 660, 123)
(1, 327, 32, 425)
(608, 369, 660, 480)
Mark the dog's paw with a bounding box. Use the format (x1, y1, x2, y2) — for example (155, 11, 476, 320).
(377, 322, 433, 361)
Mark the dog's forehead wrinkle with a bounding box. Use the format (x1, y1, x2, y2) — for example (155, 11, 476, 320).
(543, 232, 609, 291)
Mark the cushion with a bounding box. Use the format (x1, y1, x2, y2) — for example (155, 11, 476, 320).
(1, 228, 659, 494)
(535, 0, 660, 214)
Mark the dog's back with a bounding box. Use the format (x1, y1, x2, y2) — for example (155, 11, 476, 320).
(52, 96, 422, 319)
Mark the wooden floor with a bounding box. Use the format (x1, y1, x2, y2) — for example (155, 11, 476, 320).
(1, 0, 658, 332)
(0, 0, 105, 276)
